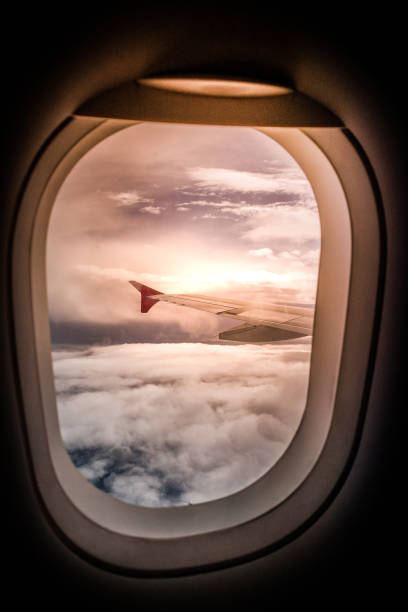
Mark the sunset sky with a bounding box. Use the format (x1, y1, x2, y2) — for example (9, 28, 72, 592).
(47, 122, 320, 506)
(47, 122, 320, 345)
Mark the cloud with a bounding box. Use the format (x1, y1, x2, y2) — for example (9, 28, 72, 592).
(181, 199, 246, 209)
(193, 213, 220, 220)
(106, 191, 154, 207)
(140, 206, 162, 215)
(249, 248, 276, 259)
(188, 167, 313, 196)
(174, 197, 320, 247)
(54, 342, 311, 507)
(241, 204, 320, 244)
(74, 264, 137, 280)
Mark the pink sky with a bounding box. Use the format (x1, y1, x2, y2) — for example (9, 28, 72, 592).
(47, 122, 320, 343)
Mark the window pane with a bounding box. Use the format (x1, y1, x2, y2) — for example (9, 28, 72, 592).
(47, 123, 320, 507)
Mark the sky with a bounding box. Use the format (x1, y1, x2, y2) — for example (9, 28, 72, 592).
(47, 122, 320, 506)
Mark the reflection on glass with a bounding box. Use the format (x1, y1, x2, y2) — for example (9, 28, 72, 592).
(47, 123, 320, 507)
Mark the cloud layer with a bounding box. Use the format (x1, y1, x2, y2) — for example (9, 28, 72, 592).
(54, 342, 311, 506)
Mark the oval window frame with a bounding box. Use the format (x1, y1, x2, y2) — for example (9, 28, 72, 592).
(11, 82, 382, 575)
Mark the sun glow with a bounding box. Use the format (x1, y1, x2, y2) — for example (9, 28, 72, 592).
(151, 268, 309, 295)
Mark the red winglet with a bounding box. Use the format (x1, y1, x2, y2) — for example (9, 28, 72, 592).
(129, 281, 163, 313)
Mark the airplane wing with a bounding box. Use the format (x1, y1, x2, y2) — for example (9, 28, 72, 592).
(129, 280, 314, 342)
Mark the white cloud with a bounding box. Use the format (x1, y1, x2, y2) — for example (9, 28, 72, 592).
(175, 197, 320, 246)
(241, 204, 320, 244)
(106, 191, 153, 207)
(249, 248, 276, 259)
(54, 342, 311, 507)
(188, 167, 313, 196)
(78, 458, 110, 481)
(108, 471, 167, 507)
(140, 206, 162, 215)
(182, 199, 244, 209)
(74, 264, 137, 281)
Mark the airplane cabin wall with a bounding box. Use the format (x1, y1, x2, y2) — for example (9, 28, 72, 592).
(0, 9, 404, 608)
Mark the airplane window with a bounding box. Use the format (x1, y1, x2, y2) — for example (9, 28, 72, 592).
(47, 122, 320, 507)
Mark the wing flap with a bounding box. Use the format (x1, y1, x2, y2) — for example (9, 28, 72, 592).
(230, 308, 300, 324)
(219, 322, 306, 342)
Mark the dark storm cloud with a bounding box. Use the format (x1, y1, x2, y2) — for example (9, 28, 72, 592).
(54, 342, 311, 506)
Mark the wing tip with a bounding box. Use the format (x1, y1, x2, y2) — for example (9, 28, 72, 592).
(129, 280, 163, 313)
